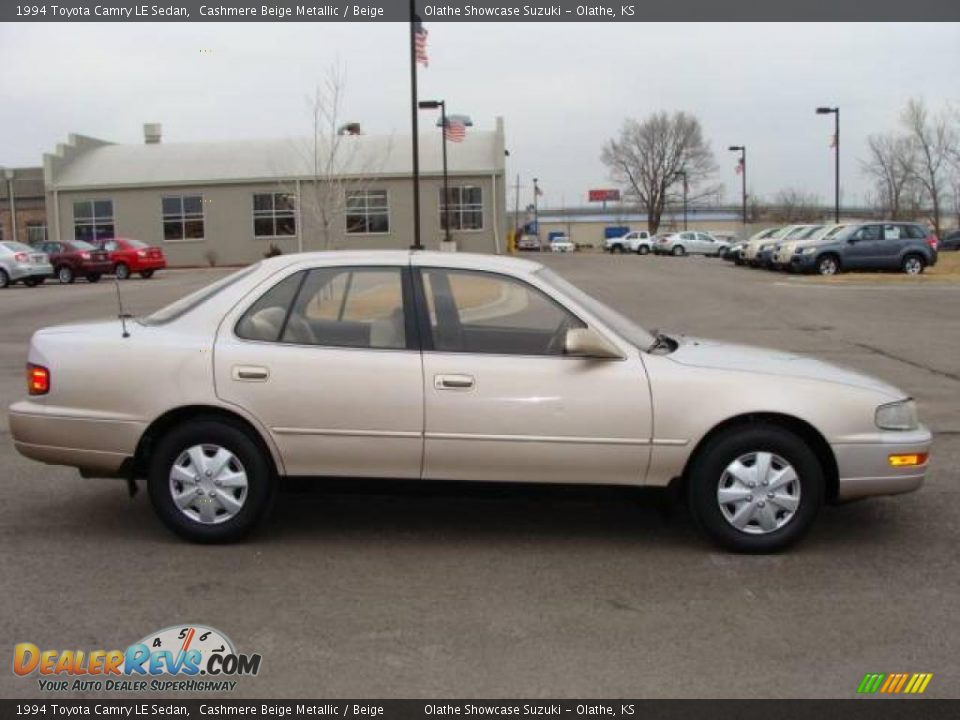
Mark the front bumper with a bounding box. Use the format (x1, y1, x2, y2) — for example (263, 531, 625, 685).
(832, 426, 932, 501)
(9, 401, 144, 477)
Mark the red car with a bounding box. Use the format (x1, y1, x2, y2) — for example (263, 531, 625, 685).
(95, 238, 167, 279)
(35, 241, 114, 284)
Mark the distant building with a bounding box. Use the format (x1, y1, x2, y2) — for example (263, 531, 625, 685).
(0, 167, 48, 245)
(43, 120, 508, 265)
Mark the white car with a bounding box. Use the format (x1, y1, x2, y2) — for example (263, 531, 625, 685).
(549, 235, 575, 253)
(605, 231, 654, 255)
(9, 251, 931, 551)
(654, 231, 730, 257)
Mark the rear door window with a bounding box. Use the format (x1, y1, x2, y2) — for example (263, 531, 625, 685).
(883, 224, 903, 241)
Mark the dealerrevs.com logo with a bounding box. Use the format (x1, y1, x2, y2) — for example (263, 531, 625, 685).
(13, 624, 262, 693)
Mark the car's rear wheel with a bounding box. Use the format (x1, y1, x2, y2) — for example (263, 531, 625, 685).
(816, 254, 840, 276)
(687, 424, 824, 553)
(115, 263, 131, 280)
(901, 254, 925, 275)
(57, 266, 74, 284)
(672, 245, 685, 256)
(637, 245, 650, 255)
(0, 269, 9, 289)
(148, 419, 275, 543)
(86, 273, 101, 283)
(140, 269, 155, 279)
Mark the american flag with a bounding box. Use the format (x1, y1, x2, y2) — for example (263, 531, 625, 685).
(829, 134, 837, 148)
(735, 157, 744, 175)
(444, 117, 466, 143)
(414, 19, 428, 67)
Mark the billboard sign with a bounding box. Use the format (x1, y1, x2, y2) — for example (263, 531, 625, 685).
(588, 189, 621, 202)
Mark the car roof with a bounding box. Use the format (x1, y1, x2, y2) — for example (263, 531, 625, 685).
(261, 250, 545, 276)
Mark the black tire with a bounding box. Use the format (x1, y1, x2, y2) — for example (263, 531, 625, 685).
(0, 269, 9, 289)
(901, 253, 925, 275)
(86, 273, 102, 283)
(140, 269, 155, 279)
(56, 266, 74, 284)
(687, 423, 824, 553)
(672, 245, 685, 256)
(637, 245, 650, 255)
(115, 263, 130, 280)
(816, 254, 840, 276)
(148, 418, 275, 543)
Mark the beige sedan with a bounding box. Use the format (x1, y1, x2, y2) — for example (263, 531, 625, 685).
(9, 252, 931, 551)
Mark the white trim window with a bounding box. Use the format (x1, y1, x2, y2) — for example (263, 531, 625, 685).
(73, 200, 115, 242)
(253, 192, 297, 238)
(440, 186, 483, 231)
(345, 189, 390, 234)
(162, 195, 205, 242)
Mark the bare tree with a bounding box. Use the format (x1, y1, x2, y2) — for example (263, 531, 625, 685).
(285, 64, 390, 251)
(601, 111, 719, 234)
(860, 133, 918, 220)
(901, 99, 958, 237)
(769, 189, 823, 223)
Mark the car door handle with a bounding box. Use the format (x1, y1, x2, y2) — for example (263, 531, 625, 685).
(233, 366, 269, 382)
(434, 374, 475, 390)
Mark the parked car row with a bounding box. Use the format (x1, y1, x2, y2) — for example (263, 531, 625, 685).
(723, 222, 940, 275)
(0, 238, 166, 289)
(603, 230, 732, 257)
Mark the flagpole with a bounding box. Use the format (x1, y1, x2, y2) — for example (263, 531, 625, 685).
(440, 101, 451, 244)
(409, 1, 422, 250)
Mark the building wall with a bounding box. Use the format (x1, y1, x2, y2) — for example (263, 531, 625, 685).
(49, 173, 506, 266)
(1, 201, 48, 245)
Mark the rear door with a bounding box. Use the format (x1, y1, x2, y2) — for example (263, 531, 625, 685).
(880, 224, 908, 268)
(414, 265, 652, 485)
(214, 263, 424, 478)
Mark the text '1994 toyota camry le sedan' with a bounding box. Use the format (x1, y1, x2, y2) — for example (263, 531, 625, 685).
(9, 252, 931, 551)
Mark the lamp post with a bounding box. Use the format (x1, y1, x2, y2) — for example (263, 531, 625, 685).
(2, 168, 16, 244)
(816, 106, 840, 223)
(728, 146, 746, 229)
(533, 178, 540, 239)
(407, 1, 422, 250)
(675, 169, 688, 231)
(418, 100, 473, 245)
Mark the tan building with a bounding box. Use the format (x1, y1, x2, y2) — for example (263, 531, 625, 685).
(0, 167, 48, 246)
(43, 121, 508, 266)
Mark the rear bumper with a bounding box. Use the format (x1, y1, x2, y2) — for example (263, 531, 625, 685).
(9, 401, 144, 477)
(130, 258, 167, 271)
(832, 426, 932, 501)
(7, 263, 53, 281)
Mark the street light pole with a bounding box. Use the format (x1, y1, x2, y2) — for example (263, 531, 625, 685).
(418, 99, 450, 243)
(728, 146, 746, 229)
(817, 106, 840, 223)
(533, 177, 540, 239)
(3, 168, 16, 244)
(408, 1, 422, 250)
(675, 170, 688, 231)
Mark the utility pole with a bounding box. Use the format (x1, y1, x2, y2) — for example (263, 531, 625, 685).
(728, 146, 747, 229)
(533, 177, 540, 239)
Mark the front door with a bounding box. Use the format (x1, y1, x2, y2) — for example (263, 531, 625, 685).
(414, 266, 652, 485)
(844, 224, 883, 269)
(214, 264, 423, 478)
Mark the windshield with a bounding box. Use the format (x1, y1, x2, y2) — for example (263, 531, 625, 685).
(536, 268, 655, 351)
(126, 239, 148, 248)
(794, 225, 823, 239)
(143, 264, 261, 325)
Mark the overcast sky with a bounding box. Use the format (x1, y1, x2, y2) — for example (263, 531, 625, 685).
(1, 22, 957, 210)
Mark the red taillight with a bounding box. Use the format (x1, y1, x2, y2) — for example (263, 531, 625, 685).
(27, 364, 50, 395)
(80, 252, 91, 260)
(928, 234, 938, 249)
(14, 252, 29, 263)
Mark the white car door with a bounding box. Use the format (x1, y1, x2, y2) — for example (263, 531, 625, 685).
(214, 263, 424, 478)
(696, 233, 716, 255)
(414, 264, 653, 485)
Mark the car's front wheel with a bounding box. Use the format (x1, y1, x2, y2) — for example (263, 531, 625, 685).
(148, 419, 275, 543)
(687, 424, 824, 553)
(816, 254, 840, 276)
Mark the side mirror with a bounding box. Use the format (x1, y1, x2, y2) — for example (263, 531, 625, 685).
(564, 327, 624, 360)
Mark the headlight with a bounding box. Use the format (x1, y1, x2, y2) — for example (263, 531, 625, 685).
(876, 399, 919, 431)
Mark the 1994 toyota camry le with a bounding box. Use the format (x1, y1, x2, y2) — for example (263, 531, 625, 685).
(9, 252, 931, 551)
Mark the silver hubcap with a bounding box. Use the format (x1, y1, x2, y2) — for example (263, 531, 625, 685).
(904, 258, 921, 274)
(59, 268, 70, 282)
(717, 452, 801, 535)
(819, 258, 837, 275)
(169, 444, 248, 524)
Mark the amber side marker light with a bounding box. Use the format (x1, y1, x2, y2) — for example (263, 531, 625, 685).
(27, 364, 50, 395)
(888, 453, 928, 467)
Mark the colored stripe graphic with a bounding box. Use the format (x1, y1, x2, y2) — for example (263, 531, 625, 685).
(857, 672, 932, 694)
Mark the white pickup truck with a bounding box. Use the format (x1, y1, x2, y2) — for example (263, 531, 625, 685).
(604, 230, 654, 254)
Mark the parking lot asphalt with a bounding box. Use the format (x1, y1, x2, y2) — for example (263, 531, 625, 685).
(1, 255, 958, 699)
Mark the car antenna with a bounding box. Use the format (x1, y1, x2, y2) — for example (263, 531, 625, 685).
(115, 278, 131, 339)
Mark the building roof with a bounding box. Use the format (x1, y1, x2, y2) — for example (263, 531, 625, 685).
(48, 131, 504, 190)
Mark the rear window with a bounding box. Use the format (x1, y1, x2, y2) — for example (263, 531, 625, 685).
(143, 264, 261, 325)
(126, 239, 149, 248)
(70, 241, 96, 251)
(2, 242, 34, 253)
(905, 225, 927, 240)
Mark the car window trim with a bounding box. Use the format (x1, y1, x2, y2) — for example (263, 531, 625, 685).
(412, 266, 592, 359)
